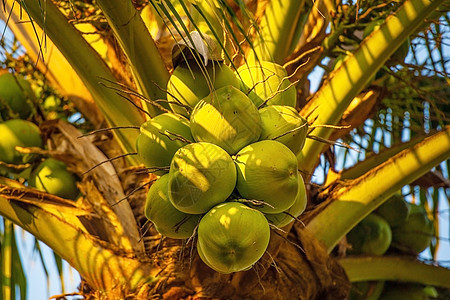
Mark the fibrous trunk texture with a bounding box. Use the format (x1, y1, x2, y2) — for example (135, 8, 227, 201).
(81, 224, 349, 300)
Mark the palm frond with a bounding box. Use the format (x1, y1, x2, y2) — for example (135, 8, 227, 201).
(1, 219, 26, 300)
(95, 0, 170, 116)
(340, 256, 450, 288)
(307, 126, 450, 252)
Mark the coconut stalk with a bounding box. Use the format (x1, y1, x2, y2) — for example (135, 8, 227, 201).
(191, 0, 224, 46)
(284, 0, 335, 83)
(293, 0, 334, 53)
(298, 0, 445, 174)
(95, 0, 170, 116)
(339, 256, 450, 288)
(250, 0, 306, 64)
(14, 0, 145, 164)
(307, 126, 450, 252)
(163, 0, 234, 65)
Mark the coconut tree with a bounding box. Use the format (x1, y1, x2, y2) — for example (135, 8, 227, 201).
(0, 0, 449, 299)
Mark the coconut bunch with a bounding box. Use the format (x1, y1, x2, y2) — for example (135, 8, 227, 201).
(0, 72, 80, 200)
(0, 72, 44, 177)
(0, 120, 80, 201)
(346, 195, 435, 299)
(346, 194, 434, 256)
(138, 59, 310, 274)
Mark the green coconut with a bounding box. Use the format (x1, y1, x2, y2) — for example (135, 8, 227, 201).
(375, 194, 410, 227)
(167, 61, 240, 116)
(265, 173, 307, 227)
(349, 281, 385, 300)
(190, 85, 262, 154)
(236, 61, 296, 107)
(0, 119, 43, 165)
(391, 203, 434, 254)
(29, 158, 79, 200)
(197, 230, 255, 273)
(168, 142, 237, 214)
(259, 105, 308, 156)
(197, 202, 270, 274)
(0, 73, 35, 119)
(197, 239, 219, 271)
(347, 213, 392, 256)
(136, 113, 193, 175)
(234, 140, 299, 214)
(145, 174, 201, 239)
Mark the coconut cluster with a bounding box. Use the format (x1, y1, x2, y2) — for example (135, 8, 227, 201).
(346, 195, 435, 299)
(0, 72, 80, 200)
(346, 194, 434, 256)
(140, 60, 309, 273)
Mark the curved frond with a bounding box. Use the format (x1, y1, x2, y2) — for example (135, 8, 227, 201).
(340, 256, 450, 288)
(307, 126, 450, 252)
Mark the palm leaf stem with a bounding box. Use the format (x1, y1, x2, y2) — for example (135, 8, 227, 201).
(307, 126, 450, 252)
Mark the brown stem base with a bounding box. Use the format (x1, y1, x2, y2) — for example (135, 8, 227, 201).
(80, 226, 349, 300)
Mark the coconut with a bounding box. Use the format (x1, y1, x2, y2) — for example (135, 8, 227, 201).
(0, 73, 35, 119)
(391, 203, 434, 254)
(136, 113, 193, 175)
(0, 119, 43, 165)
(167, 61, 240, 116)
(168, 142, 236, 214)
(145, 174, 201, 239)
(265, 173, 307, 227)
(190, 85, 262, 154)
(29, 158, 79, 200)
(236, 61, 296, 107)
(375, 194, 410, 227)
(234, 140, 299, 214)
(197, 202, 270, 274)
(197, 235, 255, 273)
(259, 105, 308, 156)
(346, 213, 392, 256)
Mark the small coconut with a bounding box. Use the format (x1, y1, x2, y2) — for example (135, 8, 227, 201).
(190, 85, 262, 154)
(259, 105, 308, 156)
(374, 194, 410, 227)
(0, 73, 35, 119)
(236, 61, 296, 107)
(0, 119, 43, 165)
(168, 142, 236, 214)
(145, 174, 201, 239)
(29, 158, 80, 200)
(391, 203, 434, 254)
(234, 140, 299, 214)
(136, 113, 193, 175)
(265, 173, 307, 227)
(347, 213, 392, 256)
(167, 61, 240, 116)
(197, 202, 270, 274)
